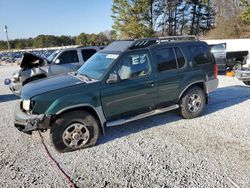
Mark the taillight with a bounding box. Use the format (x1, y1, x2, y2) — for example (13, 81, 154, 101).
(214, 64, 218, 79)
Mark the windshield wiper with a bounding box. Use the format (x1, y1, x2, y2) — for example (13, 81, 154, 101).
(77, 72, 92, 81)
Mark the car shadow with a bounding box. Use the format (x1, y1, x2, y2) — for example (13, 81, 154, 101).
(99, 85, 250, 145)
(0, 94, 19, 103)
(205, 85, 250, 114)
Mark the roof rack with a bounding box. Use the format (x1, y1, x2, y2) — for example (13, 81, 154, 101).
(129, 35, 198, 49)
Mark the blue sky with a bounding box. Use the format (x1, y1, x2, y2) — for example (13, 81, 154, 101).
(0, 0, 114, 40)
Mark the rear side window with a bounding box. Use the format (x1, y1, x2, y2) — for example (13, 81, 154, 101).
(155, 48, 177, 72)
(174, 47, 185, 68)
(81, 49, 97, 61)
(58, 50, 79, 64)
(189, 45, 212, 65)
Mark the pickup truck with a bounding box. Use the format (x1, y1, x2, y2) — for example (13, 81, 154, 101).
(14, 37, 218, 152)
(9, 46, 104, 95)
(209, 43, 249, 71)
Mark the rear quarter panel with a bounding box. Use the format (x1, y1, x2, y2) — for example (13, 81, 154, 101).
(176, 43, 214, 99)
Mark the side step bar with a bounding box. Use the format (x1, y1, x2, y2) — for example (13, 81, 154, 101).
(106, 104, 179, 127)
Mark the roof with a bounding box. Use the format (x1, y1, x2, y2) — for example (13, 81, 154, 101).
(101, 40, 134, 53)
(101, 35, 198, 53)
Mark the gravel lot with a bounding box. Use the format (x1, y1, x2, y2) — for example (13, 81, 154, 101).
(0, 64, 249, 188)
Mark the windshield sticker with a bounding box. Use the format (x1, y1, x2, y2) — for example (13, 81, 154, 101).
(107, 54, 119, 59)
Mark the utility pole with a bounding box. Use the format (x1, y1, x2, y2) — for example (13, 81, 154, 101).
(4, 25, 12, 65)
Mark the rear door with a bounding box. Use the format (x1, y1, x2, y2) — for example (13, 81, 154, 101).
(101, 50, 158, 120)
(153, 46, 187, 106)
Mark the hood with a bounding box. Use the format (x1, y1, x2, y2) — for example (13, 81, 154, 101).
(20, 53, 48, 68)
(20, 73, 86, 99)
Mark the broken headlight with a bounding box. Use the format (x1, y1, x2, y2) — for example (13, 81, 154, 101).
(21, 100, 35, 113)
(12, 72, 20, 82)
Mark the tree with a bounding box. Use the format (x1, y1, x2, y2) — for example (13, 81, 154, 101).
(240, 0, 250, 23)
(109, 30, 118, 41)
(15, 39, 26, 49)
(95, 32, 109, 45)
(205, 0, 250, 38)
(76, 33, 88, 45)
(141, 0, 215, 37)
(112, 0, 158, 38)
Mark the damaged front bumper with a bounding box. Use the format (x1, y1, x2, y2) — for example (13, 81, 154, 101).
(14, 102, 51, 134)
(9, 81, 22, 96)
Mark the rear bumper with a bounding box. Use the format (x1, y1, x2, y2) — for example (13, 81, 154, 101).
(205, 79, 219, 93)
(235, 69, 250, 81)
(14, 102, 51, 133)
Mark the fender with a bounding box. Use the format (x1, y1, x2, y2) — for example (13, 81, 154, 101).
(53, 103, 106, 134)
(178, 80, 206, 101)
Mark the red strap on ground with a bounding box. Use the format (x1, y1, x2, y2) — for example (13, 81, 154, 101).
(38, 131, 77, 188)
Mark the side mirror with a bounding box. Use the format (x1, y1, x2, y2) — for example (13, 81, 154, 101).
(55, 59, 60, 64)
(107, 73, 120, 84)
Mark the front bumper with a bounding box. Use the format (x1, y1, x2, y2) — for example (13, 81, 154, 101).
(235, 69, 250, 81)
(14, 102, 51, 133)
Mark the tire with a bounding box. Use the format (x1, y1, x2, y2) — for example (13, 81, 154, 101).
(50, 110, 100, 153)
(243, 81, 250, 85)
(179, 86, 206, 119)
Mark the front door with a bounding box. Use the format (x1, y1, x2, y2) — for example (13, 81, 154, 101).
(101, 50, 157, 120)
(49, 50, 80, 76)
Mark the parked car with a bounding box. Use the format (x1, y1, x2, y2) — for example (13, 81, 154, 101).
(9, 46, 104, 95)
(209, 43, 248, 71)
(235, 65, 250, 85)
(14, 37, 218, 152)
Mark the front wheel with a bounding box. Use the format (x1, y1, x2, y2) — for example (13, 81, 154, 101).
(50, 111, 100, 152)
(243, 81, 250, 85)
(179, 87, 206, 119)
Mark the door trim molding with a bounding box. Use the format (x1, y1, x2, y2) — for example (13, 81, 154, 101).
(106, 104, 179, 127)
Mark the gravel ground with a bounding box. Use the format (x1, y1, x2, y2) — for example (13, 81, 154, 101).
(0, 64, 249, 188)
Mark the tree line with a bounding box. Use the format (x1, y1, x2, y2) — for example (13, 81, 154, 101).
(1, 0, 250, 51)
(112, 0, 250, 38)
(0, 32, 112, 51)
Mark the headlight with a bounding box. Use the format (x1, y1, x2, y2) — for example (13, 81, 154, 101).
(22, 100, 31, 111)
(12, 72, 19, 82)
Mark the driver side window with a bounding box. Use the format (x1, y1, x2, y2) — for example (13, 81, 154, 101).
(57, 50, 79, 64)
(115, 52, 151, 80)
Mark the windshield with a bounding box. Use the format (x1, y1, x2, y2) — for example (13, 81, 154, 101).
(47, 50, 60, 62)
(78, 52, 119, 80)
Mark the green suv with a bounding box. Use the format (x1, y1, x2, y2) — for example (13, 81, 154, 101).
(14, 37, 218, 152)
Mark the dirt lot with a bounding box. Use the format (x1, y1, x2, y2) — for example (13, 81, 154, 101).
(0, 64, 249, 188)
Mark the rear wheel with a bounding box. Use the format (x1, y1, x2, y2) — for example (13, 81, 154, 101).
(179, 86, 206, 119)
(243, 81, 250, 85)
(50, 111, 100, 152)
